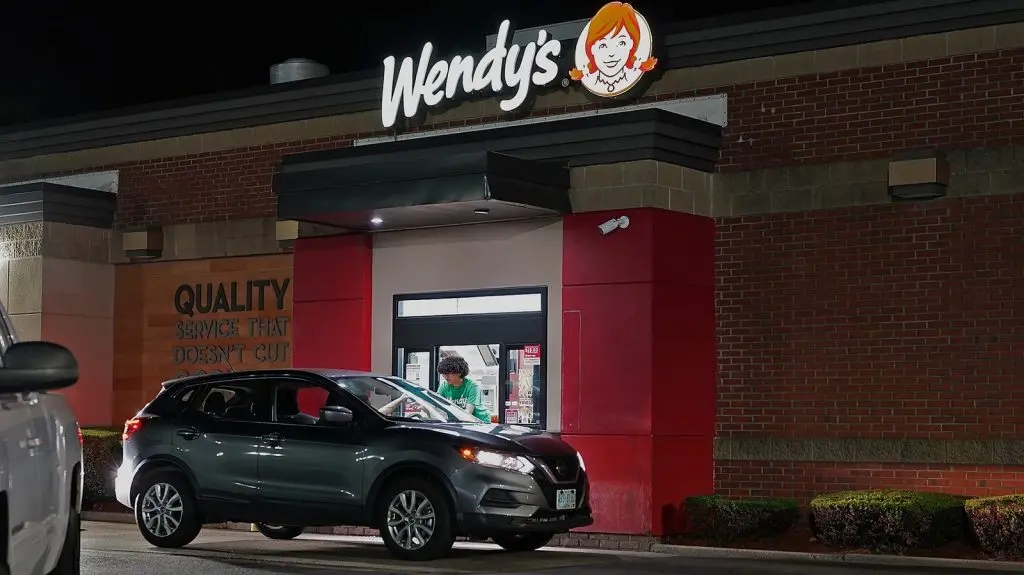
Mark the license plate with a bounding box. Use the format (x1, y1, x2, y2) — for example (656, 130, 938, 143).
(556, 489, 577, 510)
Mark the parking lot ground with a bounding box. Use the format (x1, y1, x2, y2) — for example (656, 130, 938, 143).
(82, 521, 642, 573)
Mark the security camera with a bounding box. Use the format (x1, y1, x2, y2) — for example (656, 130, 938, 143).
(598, 216, 630, 236)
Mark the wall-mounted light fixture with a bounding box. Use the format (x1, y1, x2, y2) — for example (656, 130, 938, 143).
(888, 151, 949, 201)
(276, 219, 300, 250)
(122, 228, 163, 260)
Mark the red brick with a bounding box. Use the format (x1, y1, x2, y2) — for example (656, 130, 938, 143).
(715, 194, 1024, 441)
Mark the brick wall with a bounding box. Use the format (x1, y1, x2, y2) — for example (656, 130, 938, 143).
(715, 48, 1024, 170)
(37, 46, 1021, 228)
(112, 139, 349, 229)
(715, 193, 1024, 499)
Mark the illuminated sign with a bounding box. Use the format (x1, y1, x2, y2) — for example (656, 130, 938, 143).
(379, 2, 657, 128)
(381, 20, 563, 128)
(569, 2, 658, 97)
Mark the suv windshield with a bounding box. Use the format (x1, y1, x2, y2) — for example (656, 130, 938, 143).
(332, 375, 481, 424)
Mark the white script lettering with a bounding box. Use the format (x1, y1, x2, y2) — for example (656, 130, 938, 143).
(381, 21, 563, 128)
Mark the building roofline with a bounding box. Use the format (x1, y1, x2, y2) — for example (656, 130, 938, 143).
(0, 0, 1018, 161)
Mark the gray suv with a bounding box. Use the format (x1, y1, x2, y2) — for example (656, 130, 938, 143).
(115, 369, 592, 560)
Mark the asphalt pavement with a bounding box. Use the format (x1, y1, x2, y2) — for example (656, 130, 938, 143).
(81, 521, 1020, 575)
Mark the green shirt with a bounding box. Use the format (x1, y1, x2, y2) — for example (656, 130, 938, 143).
(437, 377, 490, 423)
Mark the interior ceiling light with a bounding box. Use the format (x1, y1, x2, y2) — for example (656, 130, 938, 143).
(473, 208, 490, 214)
(370, 216, 384, 225)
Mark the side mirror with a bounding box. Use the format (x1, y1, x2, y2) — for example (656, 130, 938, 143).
(320, 405, 354, 425)
(0, 342, 78, 394)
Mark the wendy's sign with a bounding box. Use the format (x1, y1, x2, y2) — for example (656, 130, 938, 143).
(379, 2, 658, 129)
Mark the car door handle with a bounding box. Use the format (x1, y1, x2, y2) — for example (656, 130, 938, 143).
(176, 427, 199, 440)
(261, 433, 283, 446)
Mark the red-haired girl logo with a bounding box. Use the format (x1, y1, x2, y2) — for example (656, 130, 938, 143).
(569, 2, 658, 98)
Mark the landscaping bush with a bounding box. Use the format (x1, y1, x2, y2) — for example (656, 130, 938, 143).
(82, 428, 122, 504)
(964, 494, 1024, 560)
(810, 490, 964, 552)
(685, 495, 800, 541)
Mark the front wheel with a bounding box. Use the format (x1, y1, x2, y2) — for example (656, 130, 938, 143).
(133, 470, 202, 548)
(377, 477, 455, 560)
(255, 524, 305, 540)
(491, 532, 555, 552)
(47, 507, 80, 575)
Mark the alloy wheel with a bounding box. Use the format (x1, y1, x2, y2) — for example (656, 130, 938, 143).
(386, 489, 436, 551)
(141, 482, 184, 538)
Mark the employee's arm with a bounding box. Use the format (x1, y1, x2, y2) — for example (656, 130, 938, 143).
(463, 385, 483, 414)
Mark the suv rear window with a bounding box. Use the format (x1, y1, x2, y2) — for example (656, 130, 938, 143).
(143, 383, 200, 416)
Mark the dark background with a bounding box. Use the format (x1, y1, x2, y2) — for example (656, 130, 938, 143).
(0, 0, 838, 126)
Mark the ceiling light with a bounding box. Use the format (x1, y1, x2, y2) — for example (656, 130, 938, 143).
(370, 217, 383, 225)
(473, 208, 490, 215)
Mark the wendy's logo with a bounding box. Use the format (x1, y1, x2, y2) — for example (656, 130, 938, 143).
(569, 2, 658, 98)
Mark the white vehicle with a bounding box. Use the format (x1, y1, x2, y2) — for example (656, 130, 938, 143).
(0, 302, 82, 575)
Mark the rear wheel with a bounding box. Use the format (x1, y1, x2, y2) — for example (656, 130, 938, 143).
(255, 524, 304, 540)
(377, 477, 454, 560)
(46, 507, 80, 575)
(491, 532, 555, 552)
(133, 470, 202, 548)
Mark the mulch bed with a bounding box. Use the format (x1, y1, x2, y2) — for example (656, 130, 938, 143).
(667, 523, 1012, 562)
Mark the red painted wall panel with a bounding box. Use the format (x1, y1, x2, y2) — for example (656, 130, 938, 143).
(292, 234, 373, 415)
(560, 435, 653, 535)
(561, 208, 716, 536)
(651, 282, 716, 437)
(561, 282, 653, 435)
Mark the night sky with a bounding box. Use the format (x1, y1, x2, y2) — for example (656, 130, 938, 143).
(0, 0, 847, 128)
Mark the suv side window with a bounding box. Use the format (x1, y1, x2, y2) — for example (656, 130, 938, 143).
(275, 380, 354, 426)
(196, 382, 272, 422)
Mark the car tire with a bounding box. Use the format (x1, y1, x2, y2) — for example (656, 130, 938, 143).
(491, 532, 555, 552)
(377, 476, 455, 561)
(255, 523, 305, 540)
(47, 506, 80, 575)
(133, 470, 202, 548)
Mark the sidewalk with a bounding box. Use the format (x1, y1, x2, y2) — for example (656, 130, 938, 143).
(651, 543, 1024, 572)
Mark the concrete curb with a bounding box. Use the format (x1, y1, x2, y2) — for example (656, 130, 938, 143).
(83, 511, 133, 524)
(651, 544, 1024, 572)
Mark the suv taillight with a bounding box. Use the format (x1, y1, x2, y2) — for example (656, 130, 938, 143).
(122, 418, 146, 441)
(75, 423, 83, 446)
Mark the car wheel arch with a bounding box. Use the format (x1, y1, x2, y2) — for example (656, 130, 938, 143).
(367, 462, 460, 524)
(131, 456, 200, 503)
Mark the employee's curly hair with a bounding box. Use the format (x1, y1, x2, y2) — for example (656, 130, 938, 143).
(437, 355, 469, 378)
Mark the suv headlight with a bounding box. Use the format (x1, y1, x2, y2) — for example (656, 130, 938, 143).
(458, 447, 535, 475)
(577, 450, 586, 472)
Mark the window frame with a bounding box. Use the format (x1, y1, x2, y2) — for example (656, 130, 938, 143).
(269, 376, 366, 428)
(191, 379, 276, 423)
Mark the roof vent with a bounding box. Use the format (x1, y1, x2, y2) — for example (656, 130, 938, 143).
(269, 58, 330, 85)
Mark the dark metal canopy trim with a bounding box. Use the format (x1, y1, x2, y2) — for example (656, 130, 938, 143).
(0, 182, 117, 228)
(281, 108, 722, 173)
(0, 0, 1015, 160)
(277, 150, 571, 231)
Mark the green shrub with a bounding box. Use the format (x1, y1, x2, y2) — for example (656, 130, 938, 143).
(82, 428, 122, 504)
(685, 495, 800, 541)
(964, 494, 1024, 559)
(810, 490, 964, 552)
